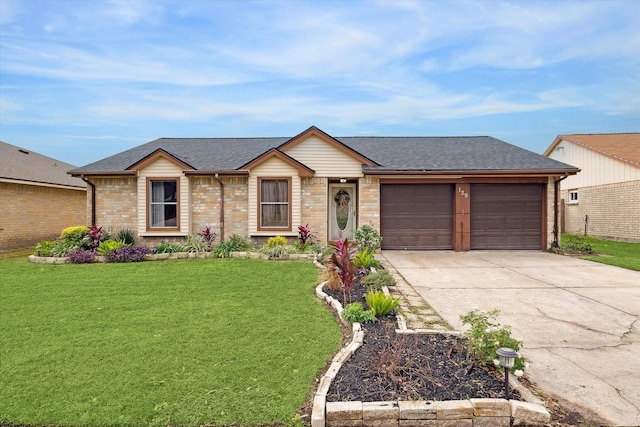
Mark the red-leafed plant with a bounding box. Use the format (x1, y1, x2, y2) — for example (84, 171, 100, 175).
(86, 225, 103, 248)
(197, 226, 218, 250)
(297, 224, 315, 250)
(330, 237, 359, 305)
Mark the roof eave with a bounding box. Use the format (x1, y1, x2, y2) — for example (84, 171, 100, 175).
(69, 171, 138, 177)
(364, 168, 580, 176)
(183, 170, 249, 176)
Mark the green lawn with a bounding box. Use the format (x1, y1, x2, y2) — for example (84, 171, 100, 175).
(562, 234, 640, 271)
(0, 256, 341, 427)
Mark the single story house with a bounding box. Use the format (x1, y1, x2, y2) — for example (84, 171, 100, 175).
(544, 133, 640, 243)
(0, 141, 87, 252)
(69, 126, 579, 251)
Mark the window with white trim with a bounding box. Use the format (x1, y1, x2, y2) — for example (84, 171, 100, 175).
(149, 179, 178, 228)
(259, 178, 290, 229)
(568, 190, 579, 205)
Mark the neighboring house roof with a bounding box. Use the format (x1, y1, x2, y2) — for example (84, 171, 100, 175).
(70, 126, 578, 176)
(544, 133, 640, 168)
(0, 141, 86, 189)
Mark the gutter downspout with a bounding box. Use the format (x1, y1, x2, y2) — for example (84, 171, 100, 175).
(80, 176, 97, 226)
(553, 174, 569, 247)
(214, 174, 225, 242)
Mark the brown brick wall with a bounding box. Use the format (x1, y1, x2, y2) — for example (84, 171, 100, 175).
(92, 177, 138, 232)
(301, 177, 328, 243)
(0, 182, 86, 251)
(359, 176, 380, 232)
(562, 180, 640, 243)
(191, 176, 249, 242)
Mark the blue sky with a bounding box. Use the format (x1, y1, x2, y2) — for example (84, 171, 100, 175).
(1, 0, 638, 167)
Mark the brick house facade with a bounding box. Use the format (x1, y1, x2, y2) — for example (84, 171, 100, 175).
(0, 141, 86, 252)
(545, 133, 640, 243)
(71, 127, 577, 251)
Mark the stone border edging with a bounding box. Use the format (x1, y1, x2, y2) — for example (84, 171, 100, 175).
(28, 252, 318, 264)
(312, 281, 551, 427)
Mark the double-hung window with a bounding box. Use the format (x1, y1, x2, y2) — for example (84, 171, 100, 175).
(259, 178, 290, 229)
(149, 179, 178, 229)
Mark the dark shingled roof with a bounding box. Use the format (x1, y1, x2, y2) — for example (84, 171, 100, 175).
(70, 134, 578, 175)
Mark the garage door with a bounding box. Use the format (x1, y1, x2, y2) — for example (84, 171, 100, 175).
(470, 184, 543, 250)
(380, 184, 453, 249)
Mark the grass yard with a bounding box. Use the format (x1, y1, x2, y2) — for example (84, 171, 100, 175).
(562, 234, 640, 271)
(0, 256, 341, 427)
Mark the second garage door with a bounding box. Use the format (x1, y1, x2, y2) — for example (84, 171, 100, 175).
(470, 184, 543, 250)
(380, 184, 453, 249)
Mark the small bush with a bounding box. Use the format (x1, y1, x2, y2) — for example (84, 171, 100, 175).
(362, 269, 396, 290)
(212, 234, 251, 258)
(105, 246, 151, 263)
(60, 226, 90, 248)
(115, 228, 136, 246)
(365, 290, 401, 317)
(460, 309, 525, 372)
(97, 239, 125, 256)
(266, 235, 288, 248)
(354, 224, 382, 253)
(34, 241, 57, 257)
(51, 241, 76, 257)
(352, 248, 380, 270)
(341, 302, 376, 324)
(178, 234, 208, 254)
(322, 270, 343, 292)
(562, 234, 594, 254)
(197, 226, 217, 250)
(153, 241, 181, 254)
(68, 249, 96, 264)
(258, 244, 297, 259)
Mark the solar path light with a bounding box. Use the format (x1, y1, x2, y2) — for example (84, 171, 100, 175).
(496, 347, 518, 399)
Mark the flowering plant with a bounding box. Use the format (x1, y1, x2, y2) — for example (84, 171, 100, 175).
(460, 308, 525, 372)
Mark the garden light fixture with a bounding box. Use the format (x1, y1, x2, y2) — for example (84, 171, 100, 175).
(496, 347, 518, 399)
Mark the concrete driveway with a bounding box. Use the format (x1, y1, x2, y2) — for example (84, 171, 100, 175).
(381, 250, 640, 427)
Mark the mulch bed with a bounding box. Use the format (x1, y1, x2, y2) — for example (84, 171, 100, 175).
(323, 284, 519, 402)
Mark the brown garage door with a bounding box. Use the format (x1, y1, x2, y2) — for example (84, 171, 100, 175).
(470, 184, 543, 250)
(380, 184, 453, 249)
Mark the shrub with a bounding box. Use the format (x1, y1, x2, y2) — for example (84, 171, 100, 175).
(153, 241, 181, 254)
(266, 235, 288, 248)
(362, 269, 396, 290)
(365, 290, 401, 317)
(258, 244, 297, 259)
(34, 241, 57, 257)
(115, 228, 136, 246)
(178, 234, 208, 254)
(51, 241, 76, 257)
(297, 224, 315, 250)
(68, 249, 96, 264)
(60, 226, 90, 248)
(197, 226, 217, 250)
(212, 234, 251, 258)
(330, 238, 359, 305)
(322, 270, 343, 292)
(83, 225, 105, 248)
(460, 309, 525, 372)
(354, 224, 382, 253)
(341, 302, 376, 324)
(105, 246, 151, 263)
(352, 248, 380, 270)
(97, 239, 125, 256)
(562, 234, 594, 254)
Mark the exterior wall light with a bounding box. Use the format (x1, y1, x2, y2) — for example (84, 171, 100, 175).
(496, 347, 518, 399)
(339, 178, 347, 183)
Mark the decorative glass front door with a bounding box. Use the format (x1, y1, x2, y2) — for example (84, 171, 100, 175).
(329, 183, 356, 241)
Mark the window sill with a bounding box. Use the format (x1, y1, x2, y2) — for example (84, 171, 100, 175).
(141, 231, 188, 237)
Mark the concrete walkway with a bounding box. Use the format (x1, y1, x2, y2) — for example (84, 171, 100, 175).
(381, 250, 640, 427)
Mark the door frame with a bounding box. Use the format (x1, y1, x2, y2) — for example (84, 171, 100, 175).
(328, 182, 357, 241)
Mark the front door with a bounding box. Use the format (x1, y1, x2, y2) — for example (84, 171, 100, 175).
(329, 183, 357, 241)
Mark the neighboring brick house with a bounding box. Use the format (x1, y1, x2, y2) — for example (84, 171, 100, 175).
(544, 133, 640, 243)
(69, 126, 578, 251)
(0, 141, 87, 252)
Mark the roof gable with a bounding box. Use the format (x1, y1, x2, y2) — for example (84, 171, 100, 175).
(545, 133, 640, 168)
(241, 148, 315, 177)
(278, 126, 377, 167)
(127, 149, 195, 171)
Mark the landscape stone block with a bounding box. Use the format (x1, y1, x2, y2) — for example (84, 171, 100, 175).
(470, 398, 510, 417)
(433, 400, 474, 420)
(398, 400, 436, 420)
(326, 401, 363, 420)
(363, 401, 399, 421)
(511, 400, 551, 425)
(472, 416, 511, 427)
(398, 420, 438, 427)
